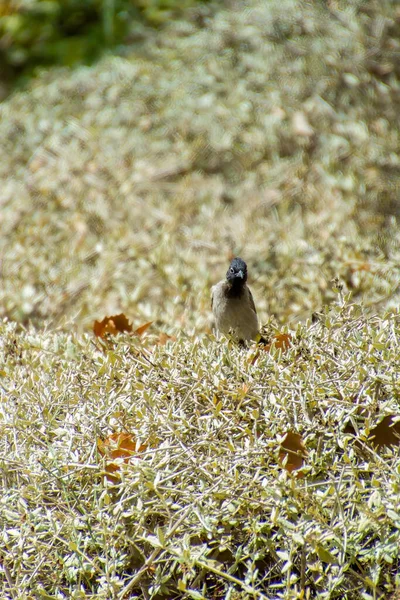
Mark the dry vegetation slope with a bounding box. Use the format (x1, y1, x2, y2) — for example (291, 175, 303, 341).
(1, 0, 400, 598)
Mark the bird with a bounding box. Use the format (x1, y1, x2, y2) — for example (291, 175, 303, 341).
(211, 257, 259, 343)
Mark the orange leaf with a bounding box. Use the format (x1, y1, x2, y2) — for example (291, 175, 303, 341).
(104, 462, 122, 483)
(279, 431, 307, 475)
(98, 432, 147, 481)
(134, 321, 153, 336)
(98, 432, 147, 459)
(274, 333, 292, 351)
(93, 313, 133, 338)
(262, 333, 292, 353)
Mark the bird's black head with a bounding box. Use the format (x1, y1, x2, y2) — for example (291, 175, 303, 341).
(226, 257, 248, 285)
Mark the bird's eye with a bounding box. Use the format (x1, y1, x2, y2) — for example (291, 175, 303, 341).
(230, 267, 235, 273)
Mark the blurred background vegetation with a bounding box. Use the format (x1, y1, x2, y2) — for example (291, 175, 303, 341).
(0, 0, 400, 332)
(0, 0, 207, 98)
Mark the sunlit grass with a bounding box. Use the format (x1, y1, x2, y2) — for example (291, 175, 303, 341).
(1, 0, 400, 597)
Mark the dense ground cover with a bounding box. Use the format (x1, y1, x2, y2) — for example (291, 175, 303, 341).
(1, 0, 400, 597)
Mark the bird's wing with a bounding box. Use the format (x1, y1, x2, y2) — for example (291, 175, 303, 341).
(248, 287, 257, 315)
(211, 281, 225, 311)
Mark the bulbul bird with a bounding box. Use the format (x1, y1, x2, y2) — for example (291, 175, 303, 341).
(211, 257, 259, 343)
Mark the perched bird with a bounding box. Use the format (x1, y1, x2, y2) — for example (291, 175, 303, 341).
(211, 257, 259, 343)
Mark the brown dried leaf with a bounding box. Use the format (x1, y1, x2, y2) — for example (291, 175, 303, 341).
(98, 432, 147, 482)
(263, 333, 292, 353)
(279, 431, 307, 475)
(369, 415, 400, 449)
(134, 321, 153, 336)
(98, 432, 147, 459)
(93, 313, 133, 338)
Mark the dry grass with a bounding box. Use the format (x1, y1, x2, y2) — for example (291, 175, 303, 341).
(1, 303, 400, 599)
(1, 0, 400, 597)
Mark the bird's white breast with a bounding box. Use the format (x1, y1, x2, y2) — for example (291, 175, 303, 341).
(212, 282, 258, 342)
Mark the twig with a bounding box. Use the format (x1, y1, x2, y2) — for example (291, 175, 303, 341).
(1, 559, 16, 599)
(300, 544, 306, 595)
(190, 557, 268, 599)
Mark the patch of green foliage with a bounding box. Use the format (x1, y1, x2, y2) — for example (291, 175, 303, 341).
(0, 0, 205, 93)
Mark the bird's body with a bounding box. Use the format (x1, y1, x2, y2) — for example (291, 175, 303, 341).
(211, 257, 258, 343)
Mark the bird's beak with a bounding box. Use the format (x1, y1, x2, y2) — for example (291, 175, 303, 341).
(237, 270, 244, 279)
